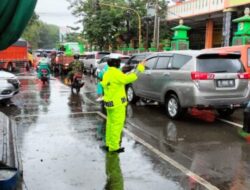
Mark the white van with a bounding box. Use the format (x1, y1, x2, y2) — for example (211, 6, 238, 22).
(83, 51, 110, 74)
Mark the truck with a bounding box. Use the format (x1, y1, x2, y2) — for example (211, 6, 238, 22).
(0, 39, 33, 72)
(52, 42, 84, 74)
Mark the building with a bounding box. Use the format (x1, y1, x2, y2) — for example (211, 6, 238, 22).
(167, 0, 250, 49)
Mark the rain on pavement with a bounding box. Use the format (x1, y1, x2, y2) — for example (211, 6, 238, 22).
(0, 69, 250, 190)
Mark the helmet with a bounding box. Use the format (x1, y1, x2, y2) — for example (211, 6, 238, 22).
(107, 54, 121, 68)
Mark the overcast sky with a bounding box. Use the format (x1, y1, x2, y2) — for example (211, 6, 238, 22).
(35, 0, 81, 29)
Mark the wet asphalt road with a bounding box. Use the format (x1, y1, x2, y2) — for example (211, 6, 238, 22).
(0, 69, 250, 190)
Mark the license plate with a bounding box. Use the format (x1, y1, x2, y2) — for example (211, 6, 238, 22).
(216, 79, 235, 88)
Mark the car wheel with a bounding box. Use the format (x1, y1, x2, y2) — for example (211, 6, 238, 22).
(166, 94, 185, 119)
(217, 108, 235, 117)
(76, 87, 80, 94)
(95, 70, 99, 78)
(126, 85, 138, 104)
(25, 62, 30, 71)
(90, 66, 94, 75)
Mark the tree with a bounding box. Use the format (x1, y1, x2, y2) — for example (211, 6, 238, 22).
(22, 13, 41, 49)
(68, 0, 148, 50)
(22, 13, 59, 49)
(38, 23, 59, 49)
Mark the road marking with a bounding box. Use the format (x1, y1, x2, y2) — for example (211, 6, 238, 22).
(217, 118, 243, 129)
(96, 112, 219, 190)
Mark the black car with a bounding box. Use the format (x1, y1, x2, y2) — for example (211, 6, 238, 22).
(122, 52, 152, 73)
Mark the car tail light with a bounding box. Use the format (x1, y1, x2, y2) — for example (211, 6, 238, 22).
(191, 72, 215, 80)
(238, 72, 250, 79)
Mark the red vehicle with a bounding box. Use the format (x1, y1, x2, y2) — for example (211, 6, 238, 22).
(52, 42, 84, 74)
(54, 53, 74, 73)
(0, 39, 32, 72)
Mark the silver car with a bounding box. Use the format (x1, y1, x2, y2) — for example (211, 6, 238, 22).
(0, 71, 20, 101)
(127, 50, 250, 119)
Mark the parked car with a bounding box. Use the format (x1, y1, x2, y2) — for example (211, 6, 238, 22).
(83, 51, 110, 74)
(122, 52, 152, 73)
(127, 50, 250, 119)
(0, 71, 20, 101)
(96, 53, 130, 77)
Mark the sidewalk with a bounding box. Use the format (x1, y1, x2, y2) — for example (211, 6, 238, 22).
(14, 112, 193, 190)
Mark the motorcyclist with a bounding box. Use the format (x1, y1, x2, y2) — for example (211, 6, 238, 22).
(37, 54, 51, 80)
(67, 54, 83, 84)
(37, 62, 51, 85)
(101, 54, 145, 153)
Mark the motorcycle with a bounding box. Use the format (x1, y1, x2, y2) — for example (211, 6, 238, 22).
(37, 63, 50, 85)
(71, 72, 84, 94)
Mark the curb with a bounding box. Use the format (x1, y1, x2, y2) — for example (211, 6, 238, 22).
(0, 112, 22, 189)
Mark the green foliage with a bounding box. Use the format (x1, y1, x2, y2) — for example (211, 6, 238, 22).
(68, 0, 172, 50)
(22, 13, 59, 49)
(68, 0, 148, 50)
(22, 13, 40, 49)
(38, 23, 59, 49)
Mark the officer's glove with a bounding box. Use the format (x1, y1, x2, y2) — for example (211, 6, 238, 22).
(135, 63, 145, 74)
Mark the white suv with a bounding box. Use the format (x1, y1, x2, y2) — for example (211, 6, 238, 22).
(83, 51, 110, 74)
(0, 71, 20, 101)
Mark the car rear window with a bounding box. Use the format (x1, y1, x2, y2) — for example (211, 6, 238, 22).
(197, 54, 245, 73)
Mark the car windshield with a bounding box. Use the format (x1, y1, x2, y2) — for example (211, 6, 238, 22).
(197, 54, 245, 73)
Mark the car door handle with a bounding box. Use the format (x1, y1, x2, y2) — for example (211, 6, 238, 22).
(163, 73, 170, 76)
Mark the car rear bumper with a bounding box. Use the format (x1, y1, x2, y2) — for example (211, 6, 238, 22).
(190, 95, 249, 109)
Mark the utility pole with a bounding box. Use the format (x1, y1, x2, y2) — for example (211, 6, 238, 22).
(153, 0, 162, 50)
(153, 0, 159, 48)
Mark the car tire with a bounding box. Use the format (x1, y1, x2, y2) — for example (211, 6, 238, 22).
(165, 94, 185, 120)
(126, 85, 138, 104)
(25, 62, 30, 71)
(90, 66, 94, 75)
(217, 108, 235, 117)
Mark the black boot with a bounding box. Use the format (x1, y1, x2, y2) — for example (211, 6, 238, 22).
(111, 147, 125, 153)
(100, 145, 109, 151)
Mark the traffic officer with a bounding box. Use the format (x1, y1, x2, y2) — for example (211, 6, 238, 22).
(101, 54, 145, 153)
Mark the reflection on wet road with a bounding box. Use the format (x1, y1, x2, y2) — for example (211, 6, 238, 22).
(0, 71, 249, 190)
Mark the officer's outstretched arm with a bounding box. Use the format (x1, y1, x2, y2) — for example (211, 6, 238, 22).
(117, 63, 145, 85)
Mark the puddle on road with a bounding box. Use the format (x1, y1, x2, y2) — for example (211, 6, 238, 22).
(15, 113, 203, 190)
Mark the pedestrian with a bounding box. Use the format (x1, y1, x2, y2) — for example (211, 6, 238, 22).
(101, 54, 145, 153)
(96, 64, 108, 102)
